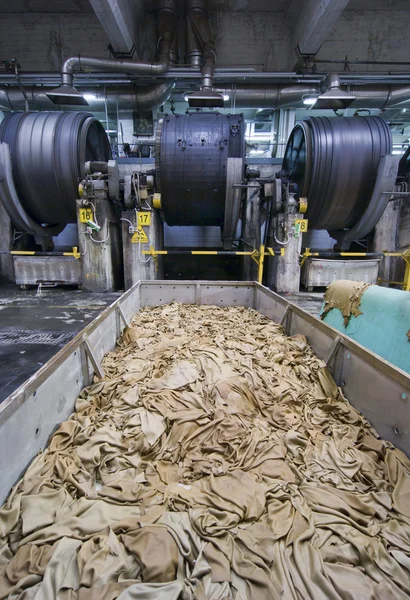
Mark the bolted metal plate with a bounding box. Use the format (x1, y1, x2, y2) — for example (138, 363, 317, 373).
(302, 258, 380, 289)
(156, 112, 245, 227)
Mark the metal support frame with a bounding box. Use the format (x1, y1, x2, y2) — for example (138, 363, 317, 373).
(82, 336, 104, 380)
(142, 245, 285, 284)
(382, 249, 410, 291)
(223, 158, 244, 249)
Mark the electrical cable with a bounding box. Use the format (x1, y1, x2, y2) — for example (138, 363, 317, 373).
(120, 217, 134, 228)
(274, 232, 291, 246)
(84, 201, 99, 226)
(137, 237, 151, 263)
(89, 231, 110, 244)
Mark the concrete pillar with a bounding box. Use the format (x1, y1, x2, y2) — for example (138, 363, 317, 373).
(276, 109, 295, 159)
(268, 211, 302, 293)
(77, 185, 123, 292)
(241, 184, 261, 281)
(372, 200, 400, 286)
(0, 200, 14, 281)
(122, 209, 163, 289)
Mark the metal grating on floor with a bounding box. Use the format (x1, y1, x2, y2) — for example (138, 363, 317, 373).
(0, 331, 76, 345)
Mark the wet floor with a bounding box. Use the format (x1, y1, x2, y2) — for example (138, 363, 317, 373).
(0, 285, 121, 403)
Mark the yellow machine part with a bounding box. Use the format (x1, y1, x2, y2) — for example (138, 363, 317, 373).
(153, 193, 162, 209)
(299, 197, 308, 213)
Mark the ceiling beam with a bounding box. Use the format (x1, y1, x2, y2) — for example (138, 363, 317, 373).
(286, 0, 350, 70)
(88, 0, 141, 55)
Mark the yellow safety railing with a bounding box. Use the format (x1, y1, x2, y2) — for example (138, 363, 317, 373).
(143, 245, 285, 284)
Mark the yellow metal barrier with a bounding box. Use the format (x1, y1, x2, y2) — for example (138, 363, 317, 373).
(10, 246, 81, 259)
(142, 245, 285, 284)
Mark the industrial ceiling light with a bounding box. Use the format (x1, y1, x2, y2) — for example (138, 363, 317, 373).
(46, 84, 89, 106)
(311, 73, 356, 110)
(302, 96, 318, 106)
(186, 89, 224, 108)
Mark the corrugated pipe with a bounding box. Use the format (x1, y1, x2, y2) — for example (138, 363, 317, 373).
(2, 83, 410, 112)
(60, 0, 177, 87)
(186, 0, 216, 90)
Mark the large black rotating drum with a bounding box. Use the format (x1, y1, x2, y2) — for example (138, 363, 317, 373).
(156, 112, 245, 226)
(283, 116, 392, 232)
(0, 111, 111, 235)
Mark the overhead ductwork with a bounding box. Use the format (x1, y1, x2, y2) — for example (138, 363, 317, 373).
(185, 0, 223, 108)
(185, 1, 203, 67)
(216, 84, 410, 110)
(2, 82, 410, 112)
(0, 84, 174, 113)
(46, 0, 177, 106)
(312, 73, 356, 110)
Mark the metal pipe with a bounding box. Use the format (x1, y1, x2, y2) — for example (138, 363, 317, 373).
(311, 59, 410, 67)
(4, 70, 410, 85)
(216, 84, 410, 109)
(60, 0, 177, 88)
(185, 3, 203, 66)
(186, 0, 216, 90)
(0, 84, 174, 112)
(1, 83, 410, 112)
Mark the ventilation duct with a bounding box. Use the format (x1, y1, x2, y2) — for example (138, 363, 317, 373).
(46, 0, 177, 106)
(312, 74, 356, 110)
(216, 84, 410, 110)
(1, 82, 410, 113)
(185, 0, 223, 108)
(0, 84, 174, 113)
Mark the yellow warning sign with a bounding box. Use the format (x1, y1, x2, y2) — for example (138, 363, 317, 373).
(137, 211, 151, 227)
(132, 228, 149, 243)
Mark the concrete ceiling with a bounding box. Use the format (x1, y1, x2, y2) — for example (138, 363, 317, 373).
(207, 0, 287, 11)
(1, 0, 410, 12)
(208, 0, 410, 10)
(0, 0, 93, 11)
(348, 0, 410, 8)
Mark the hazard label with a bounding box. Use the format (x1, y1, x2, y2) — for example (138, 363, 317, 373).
(132, 228, 148, 243)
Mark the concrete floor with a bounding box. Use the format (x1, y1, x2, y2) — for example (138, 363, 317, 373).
(0, 284, 325, 404)
(0, 285, 121, 403)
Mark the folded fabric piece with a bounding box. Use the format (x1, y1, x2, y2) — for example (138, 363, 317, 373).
(1, 303, 410, 600)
